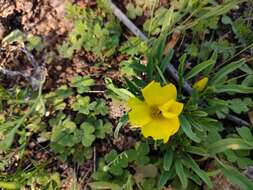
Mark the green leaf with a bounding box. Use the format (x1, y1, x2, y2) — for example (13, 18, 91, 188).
(214, 84, 253, 94)
(183, 154, 213, 188)
(135, 142, 150, 165)
(136, 142, 149, 155)
(242, 75, 253, 86)
(197, 0, 239, 21)
(208, 138, 253, 155)
(55, 85, 73, 99)
(126, 3, 143, 19)
(130, 62, 146, 73)
(175, 159, 188, 189)
(72, 96, 95, 115)
(105, 150, 118, 163)
(95, 121, 112, 139)
(160, 48, 174, 72)
(185, 146, 209, 157)
(2, 29, 24, 43)
(155, 35, 167, 62)
(221, 15, 232, 25)
(146, 53, 154, 81)
(124, 77, 140, 96)
(163, 148, 174, 171)
(93, 99, 109, 116)
(27, 34, 43, 51)
(221, 164, 253, 190)
(0, 181, 20, 189)
(125, 149, 137, 162)
(0, 86, 10, 100)
(114, 114, 128, 139)
(108, 165, 124, 176)
(178, 53, 187, 90)
(0, 125, 18, 151)
(211, 59, 245, 84)
(237, 157, 253, 169)
(159, 170, 175, 187)
(105, 78, 133, 101)
(57, 42, 75, 59)
(81, 122, 95, 147)
(71, 75, 95, 94)
(232, 17, 253, 45)
(186, 58, 215, 80)
(104, 150, 129, 176)
(180, 115, 201, 143)
(88, 181, 121, 190)
(120, 37, 148, 56)
(228, 98, 252, 114)
(237, 127, 253, 141)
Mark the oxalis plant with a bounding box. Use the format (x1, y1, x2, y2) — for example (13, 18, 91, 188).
(90, 37, 253, 190)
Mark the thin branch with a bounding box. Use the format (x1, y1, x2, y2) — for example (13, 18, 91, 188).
(0, 66, 27, 78)
(0, 46, 43, 90)
(108, 1, 251, 127)
(108, 0, 148, 41)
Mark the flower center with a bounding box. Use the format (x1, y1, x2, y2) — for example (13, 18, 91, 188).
(151, 107, 163, 120)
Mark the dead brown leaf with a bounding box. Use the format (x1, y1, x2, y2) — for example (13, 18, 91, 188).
(248, 111, 253, 125)
(134, 164, 158, 183)
(164, 30, 181, 54)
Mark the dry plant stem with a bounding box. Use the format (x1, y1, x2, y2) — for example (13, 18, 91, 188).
(108, 1, 251, 127)
(0, 66, 27, 78)
(108, 0, 148, 41)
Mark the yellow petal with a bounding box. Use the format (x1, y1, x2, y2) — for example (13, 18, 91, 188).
(142, 81, 177, 106)
(193, 77, 208, 92)
(158, 99, 174, 112)
(159, 100, 184, 118)
(169, 101, 184, 116)
(141, 117, 180, 143)
(170, 117, 180, 135)
(128, 97, 152, 126)
(162, 111, 177, 119)
(128, 97, 144, 108)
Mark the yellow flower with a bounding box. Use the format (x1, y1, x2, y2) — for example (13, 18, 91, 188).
(193, 77, 208, 92)
(128, 81, 184, 143)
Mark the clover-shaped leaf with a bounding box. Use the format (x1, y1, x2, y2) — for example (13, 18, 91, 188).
(45, 92, 66, 111)
(108, 165, 124, 176)
(50, 118, 78, 147)
(93, 99, 109, 116)
(95, 120, 112, 139)
(72, 95, 96, 115)
(55, 85, 73, 99)
(126, 3, 143, 19)
(135, 142, 150, 165)
(71, 75, 95, 94)
(104, 150, 129, 176)
(81, 122, 95, 147)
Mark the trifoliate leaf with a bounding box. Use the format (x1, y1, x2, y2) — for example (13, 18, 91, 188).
(72, 96, 96, 115)
(81, 122, 95, 147)
(95, 121, 112, 139)
(71, 75, 95, 94)
(126, 3, 143, 19)
(93, 99, 109, 116)
(55, 85, 73, 98)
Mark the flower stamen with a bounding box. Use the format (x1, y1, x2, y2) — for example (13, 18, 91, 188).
(151, 107, 163, 120)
